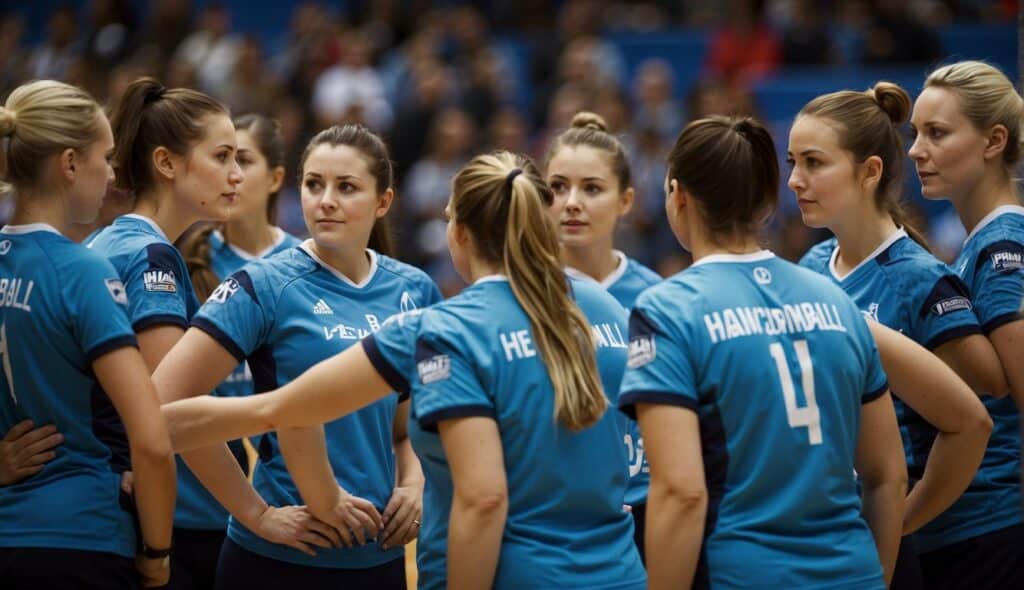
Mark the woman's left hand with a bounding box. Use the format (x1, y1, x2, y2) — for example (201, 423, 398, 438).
(379, 485, 423, 550)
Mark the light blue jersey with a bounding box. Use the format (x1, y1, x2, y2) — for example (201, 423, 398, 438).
(915, 205, 1024, 553)
(364, 276, 646, 590)
(800, 229, 982, 478)
(193, 244, 441, 568)
(90, 214, 217, 529)
(0, 224, 139, 557)
(620, 251, 889, 590)
(567, 250, 661, 506)
(208, 228, 299, 400)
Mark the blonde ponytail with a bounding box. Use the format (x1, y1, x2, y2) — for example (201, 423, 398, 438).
(452, 151, 607, 430)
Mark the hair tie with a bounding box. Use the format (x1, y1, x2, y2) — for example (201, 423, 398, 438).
(143, 85, 167, 105)
(505, 168, 523, 194)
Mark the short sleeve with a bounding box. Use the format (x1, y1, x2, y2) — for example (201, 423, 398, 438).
(971, 240, 1024, 333)
(124, 243, 190, 331)
(910, 273, 982, 350)
(362, 311, 422, 401)
(67, 255, 138, 361)
(618, 304, 699, 419)
(410, 336, 493, 431)
(856, 316, 890, 404)
(191, 271, 269, 362)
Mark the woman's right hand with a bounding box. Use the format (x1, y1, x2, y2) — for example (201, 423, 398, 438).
(253, 505, 343, 556)
(314, 487, 384, 548)
(0, 420, 62, 485)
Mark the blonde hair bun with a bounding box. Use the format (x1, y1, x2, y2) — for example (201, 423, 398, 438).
(570, 111, 608, 132)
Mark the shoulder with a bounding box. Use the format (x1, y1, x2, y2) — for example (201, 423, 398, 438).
(625, 258, 662, 288)
(376, 253, 439, 294)
(878, 237, 960, 293)
(969, 217, 1024, 274)
(236, 247, 318, 297)
(570, 276, 627, 318)
(797, 237, 837, 272)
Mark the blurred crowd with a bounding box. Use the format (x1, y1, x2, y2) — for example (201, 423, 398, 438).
(0, 0, 1015, 291)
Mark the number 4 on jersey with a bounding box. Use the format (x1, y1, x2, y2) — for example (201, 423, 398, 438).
(769, 340, 821, 445)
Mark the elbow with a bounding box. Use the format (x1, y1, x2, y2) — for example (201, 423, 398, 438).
(132, 433, 175, 468)
(455, 485, 508, 519)
(864, 468, 909, 499)
(651, 474, 709, 515)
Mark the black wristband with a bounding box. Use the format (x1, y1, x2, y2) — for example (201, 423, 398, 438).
(140, 542, 172, 559)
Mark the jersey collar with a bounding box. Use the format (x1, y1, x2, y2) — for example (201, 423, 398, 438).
(121, 213, 170, 240)
(473, 274, 509, 285)
(216, 227, 288, 261)
(0, 223, 62, 236)
(691, 249, 774, 267)
(964, 204, 1024, 246)
(299, 241, 379, 288)
(828, 227, 907, 282)
(564, 250, 628, 289)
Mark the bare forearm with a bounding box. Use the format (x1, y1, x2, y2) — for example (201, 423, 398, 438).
(904, 426, 990, 534)
(447, 498, 507, 590)
(162, 395, 273, 452)
(645, 481, 706, 590)
(394, 437, 423, 488)
(861, 480, 906, 585)
(277, 426, 341, 518)
(131, 446, 176, 549)
(180, 445, 268, 529)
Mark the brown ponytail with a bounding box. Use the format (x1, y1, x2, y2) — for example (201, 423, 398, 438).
(451, 151, 606, 431)
(798, 81, 930, 249)
(177, 221, 221, 301)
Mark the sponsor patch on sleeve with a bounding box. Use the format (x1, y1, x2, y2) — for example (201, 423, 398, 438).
(105, 278, 128, 305)
(208, 278, 240, 304)
(930, 296, 972, 316)
(991, 250, 1024, 272)
(143, 269, 178, 293)
(627, 334, 656, 368)
(417, 354, 451, 384)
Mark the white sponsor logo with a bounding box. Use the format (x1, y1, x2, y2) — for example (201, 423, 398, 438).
(0, 241, 11, 255)
(753, 266, 772, 285)
(991, 250, 1024, 271)
(862, 302, 880, 323)
(932, 296, 972, 316)
(209, 278, 240, 304)
(313, 299, 334, 315)
(105, 279, 128, 305)
(627, 335, 656, 369)
(143, 269, 177, 293)
(418, 354, 451, 384)
(400, 291, 418, 313)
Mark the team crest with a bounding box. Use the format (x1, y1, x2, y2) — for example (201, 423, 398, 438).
(143, 269, 177, 293)
(418, 354, 451, 384)
(0, 241, 10, 256)
(208, 278, 240, 304)
(753, 267, 772, 285)
(105, 279, 128, 305)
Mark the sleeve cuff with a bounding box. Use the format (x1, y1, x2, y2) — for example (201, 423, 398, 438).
(133, 314, 188, 332)
(362, 336, 409, 397)
(618, 390, 698, 420)
(191, 317, 247, 362)
(417, 405, 496, 433)
(924, 324, 983, 351)
(862, 382, 890, 404)
(982, 312, 1023, 334)
(85, 334, 139, 363)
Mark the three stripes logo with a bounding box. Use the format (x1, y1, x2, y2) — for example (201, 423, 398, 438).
(313, 299, 334, 315)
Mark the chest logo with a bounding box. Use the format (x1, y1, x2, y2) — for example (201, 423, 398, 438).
(143, 269, 177, 293)
(400, 291, 418, 313)
(313, 299, 334, 315)
(208, 278, 240, 304)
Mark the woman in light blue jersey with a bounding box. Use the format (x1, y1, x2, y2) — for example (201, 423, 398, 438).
(159, 150, 647, 590)
(93, 78, 318, 590)
(153, 124, 437, 590)
(907, 60, 1024, 590)
(545, 111, 661, 560)
(789, 82, 997, 589)
(0, 80, 175, 588)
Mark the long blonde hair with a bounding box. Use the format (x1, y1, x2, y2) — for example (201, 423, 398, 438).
(0, 80, 104, 194)
(925, 61, 1024, 168)
(451, 151, 607, 430)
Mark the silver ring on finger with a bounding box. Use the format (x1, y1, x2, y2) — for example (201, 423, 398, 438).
(412, 519, 420, 526)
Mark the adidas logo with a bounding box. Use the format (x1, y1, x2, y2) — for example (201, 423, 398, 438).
(313, 299, 334, 315)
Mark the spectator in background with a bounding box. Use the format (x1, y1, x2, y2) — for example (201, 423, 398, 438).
(781, 0, 837, 65)
(631, 58, 682, 143)
(144, 0, 193, 67)
(861, 3, 942, 64)
(270, 3, 338, 103)
(0, 15, 28, 100)
(29, 6, 81, 80)
(705, 0, 780, 80)
(487, 107, 530, 154)
(311, 28, 392, 132)
(686, 76, 759, 120)
(402, 107, 476, 292)
(221, 36, 281, 116)
(82, 0, 138, 68)
(174, 3, 241, 96)
(389, 58, 457, 179)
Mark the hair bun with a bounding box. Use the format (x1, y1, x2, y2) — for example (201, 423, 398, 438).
(570, 111, 608, 132)
(0, 106, 15, 137)
(869, 82, 911, 125)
